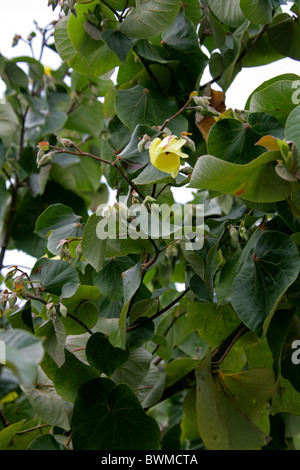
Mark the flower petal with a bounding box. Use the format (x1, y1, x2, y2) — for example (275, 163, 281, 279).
(149, 138, 162, 165)
(151, 151, 180, 177)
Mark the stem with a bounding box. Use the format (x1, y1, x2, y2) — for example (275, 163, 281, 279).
(126, 287, 190, 332)
(159, 323, 249, 403)
(100, 0, 120, 18)
(50, 145, 145, 200)
(0, 409, 9, 428)
(211, 323, 249, 365)
(160, 97, 192, 131)
(66, 313, 94, 335)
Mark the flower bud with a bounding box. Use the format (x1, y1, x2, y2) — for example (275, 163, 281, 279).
(59, 303, 68, 318)
(37, 141, 50, 151)
(4, 270, 17, 282)
(8, 292, 17, 308)
(56, 136, 74, 148)
(37, 152, 55, 168)
(229, 225, 239, 243)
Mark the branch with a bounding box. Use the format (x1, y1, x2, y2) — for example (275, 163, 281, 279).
(159, 322, 249, 403)
(160, 97, 192, 131)
(126, 287, 190, 332)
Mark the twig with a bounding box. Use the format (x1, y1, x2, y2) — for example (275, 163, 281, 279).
(126, 287, 190, 332)
(160, 98, 192, 132)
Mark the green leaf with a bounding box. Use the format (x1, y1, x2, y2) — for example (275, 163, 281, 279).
(72, 377, 160, 449)
(67, 1, 109, 56)
(111, 347, 152, 388)
(135, 363, 166, 408)
(8, 301, 34, 333)
(285, 105, 300, 151)
(3, 60, 29, 89)
(11, 56, 44, 81)
(249, 79, 299, 124)
(93, 256, 135, 299)
(21, 368, 72, 431)
(69, 45, 121, 77)
(54, 350, 99, 403)
(189, 151, 292, 202)
(65, 100, 104, 137)
(115, 82, 188, 134)
(164, 357, 200, 387)
(187, 301, 240, 347)
(0, 421, 25, 450)
(245, 73, 299, 110)
(30, 258, 80, 296)
(35, 203, 82, 255)
(27, 434, 65, 450)
(231, 231, 300, 337)
(161, 10, 208, 94)
(266, 308, 296, 380)
(195, 355, 272, 450)
(207, 0, 245, 28)
(60, 285, 101, 335)
(85, 332, 129, 376)
(82, 212, 106, 272)
(101, 29, 137, 62)
(35, 203, 82, 238)
(240, 0, 273, 24)
(54, 16, 77, 62)
(118, 124, 161, 173)
(207, 113, 284, 164)
(39, 110, 68, 138)
(0, 329, 44, 386)
(0, 103, 19, 137)
(268, 16, 300, 61)
(36, 316, 66, 368)
(118, 0, 181, 39)
(122, 260, 141, 305)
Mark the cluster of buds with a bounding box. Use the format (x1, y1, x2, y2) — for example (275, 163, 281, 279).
(229, 223, 249, 242)
(180, 132, 195, 152)
(190, 91, 219, 117)
(46, 301, 57, 319)
(75, 241, 83, 262)
(275, 140, 300, 182)
(57, 239, 73, 262)
(0, 290, 18, 310)
(59, 301, 68, 318)
(12, 34, 22, 47)
(138, 134, 151, 153)
(36, 141, 55, 168)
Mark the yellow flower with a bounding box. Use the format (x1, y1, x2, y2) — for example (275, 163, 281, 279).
(44, 66, 52, 76)
(149, 135, 189, 178)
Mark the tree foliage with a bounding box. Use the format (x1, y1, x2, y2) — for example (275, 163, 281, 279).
(0, 0, 300, 451)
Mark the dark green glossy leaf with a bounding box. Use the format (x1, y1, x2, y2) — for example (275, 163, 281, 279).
(207, 113, 283, 164)
(86, 332, 129, 376)
(93, 256, 135, 299)
(115, 82, 188, 134)
(102, 29, 137, 62)
(231, 231, 300, 336)
(54, 350, 99, 402)
(72, 377, 160, 449)
(27, 434, 65, 450)
(30, 258, 80, 296)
